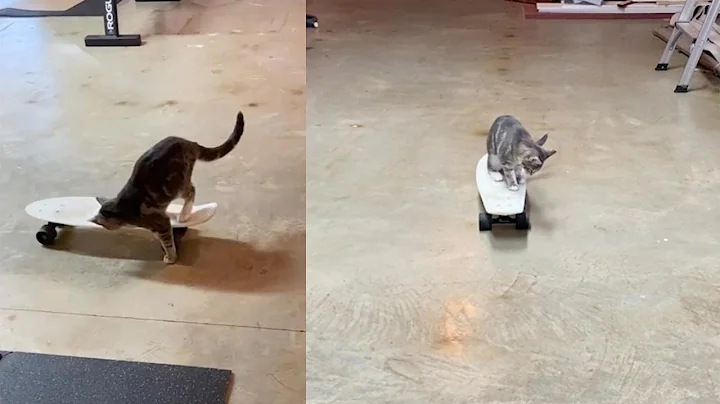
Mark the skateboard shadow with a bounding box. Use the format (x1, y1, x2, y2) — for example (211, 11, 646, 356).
(476, 195, 528, 251)
(49, 228, 304, 293)
(49, 229, 166, 260)
(488, 226, 528, 251)
(476, 194, 530, 251)
(523, 188, 554, 232)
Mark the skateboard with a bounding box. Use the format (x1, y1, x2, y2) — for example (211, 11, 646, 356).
(25, 196, 217, 246)
(476, 154, 530, 231)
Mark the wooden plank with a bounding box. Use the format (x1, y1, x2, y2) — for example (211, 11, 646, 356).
(3, 0, 82, 10)
(536, 2, 683, 12)
(656, 0, 709, 4)
(539, 0, 673, 6)
(673, 18, 720, 61)
(653, 24, 720, 75)
(675, 20, 720, 45)
(524, 4, 676, 17)
(505, 0, 553, 4)
(539, 1, 667, 7)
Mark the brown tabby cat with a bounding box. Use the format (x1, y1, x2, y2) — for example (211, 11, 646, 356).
(90, 110, 245, 264)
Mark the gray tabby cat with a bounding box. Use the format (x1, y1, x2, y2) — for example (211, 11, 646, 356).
(90, 110, 245, 264)
(487, 115, 556, 191)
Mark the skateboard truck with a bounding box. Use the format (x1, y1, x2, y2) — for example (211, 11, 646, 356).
(36, 222, 65, 245)
(478, 211, 529, 232)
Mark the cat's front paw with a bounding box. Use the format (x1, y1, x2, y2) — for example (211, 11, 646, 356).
(489, 171, 504, 182)
(179, 213, 192, 223)
(163, 254, 177, 264)
(508, 184, 519, 191)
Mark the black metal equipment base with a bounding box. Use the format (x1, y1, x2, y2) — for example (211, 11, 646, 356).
(307, 14, 318, 28)
(84, 0, 142, 47)
(0, 351, 232, 404)
(84, 34, 142, 47)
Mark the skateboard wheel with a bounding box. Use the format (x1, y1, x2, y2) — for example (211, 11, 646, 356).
(36, 224, 58, 246)
(173, 227, 187, 237)
(173, 227, 188, 239)
(515, 211, 530, 230)
(478, 213, 492, 232)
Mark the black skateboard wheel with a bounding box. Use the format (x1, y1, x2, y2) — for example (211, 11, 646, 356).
(171, 227, 188, 254)
(173, 227, 188, 239)
(515, 211, 530, 230)
(478, 213, 492, 232)
(36, 224, 58, 246)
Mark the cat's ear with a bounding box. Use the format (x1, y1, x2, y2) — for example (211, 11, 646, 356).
(536, 133, 549, 146)
(96, 196, 111, 206)
(543, 149, 557, 159)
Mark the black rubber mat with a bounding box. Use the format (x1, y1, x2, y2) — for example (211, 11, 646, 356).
(0, 0, 119, 17)
(0, 351, 232, 404)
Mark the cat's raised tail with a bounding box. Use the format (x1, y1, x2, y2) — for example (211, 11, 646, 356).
(197, 111, 245, 162)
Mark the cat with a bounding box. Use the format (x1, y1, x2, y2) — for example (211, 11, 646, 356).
(487, 115, 556, 191)
(90, 110, 245, 264)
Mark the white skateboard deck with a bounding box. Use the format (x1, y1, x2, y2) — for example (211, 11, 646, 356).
(476, 154, 527, 216)
(25, 197, 217, 228)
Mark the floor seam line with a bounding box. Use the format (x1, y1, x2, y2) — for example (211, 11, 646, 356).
(0, 307, 306, 333)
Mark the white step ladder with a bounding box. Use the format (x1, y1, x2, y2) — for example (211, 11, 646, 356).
(655, 0, 720, 92)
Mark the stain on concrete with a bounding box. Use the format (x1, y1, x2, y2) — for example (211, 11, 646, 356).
(153, 100, 179, 109)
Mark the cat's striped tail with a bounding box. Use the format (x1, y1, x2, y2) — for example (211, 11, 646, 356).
(197, 111, 245, 162)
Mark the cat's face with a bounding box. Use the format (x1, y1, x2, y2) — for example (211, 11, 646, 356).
(523, 156, 544, 175)
(90, 197, 128, 230)
(522, 134, 556, 175)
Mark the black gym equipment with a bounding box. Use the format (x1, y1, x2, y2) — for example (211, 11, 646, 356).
(84, 0, 141, 47)
(0, 351, 232, 404)
(307, 14, 318, 28)
(478, 211, 530, 232)
(86, 3, 309, 47)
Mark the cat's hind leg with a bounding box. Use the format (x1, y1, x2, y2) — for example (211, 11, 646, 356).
(179, 183, 196, 223)
(487, 154, 504, 182)
(502, 164, 519, 191)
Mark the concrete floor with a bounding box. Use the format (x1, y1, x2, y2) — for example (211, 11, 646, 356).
(0, 0, 304, 402)
(307, 0, 720, 402)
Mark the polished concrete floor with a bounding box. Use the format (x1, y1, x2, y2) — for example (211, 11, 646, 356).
(0, 0, 304, 402)
(307, 0, 720, 402)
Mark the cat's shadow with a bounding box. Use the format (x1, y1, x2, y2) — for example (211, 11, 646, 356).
(49, 229, 304, 293)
